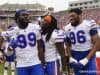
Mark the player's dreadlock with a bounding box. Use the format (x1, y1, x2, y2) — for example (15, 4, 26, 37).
(42, 15, 58, 42)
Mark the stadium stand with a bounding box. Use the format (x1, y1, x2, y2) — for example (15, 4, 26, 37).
(52, 8, 100, 28)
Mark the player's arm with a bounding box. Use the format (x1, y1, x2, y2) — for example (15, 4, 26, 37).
(86, 33, 100, 60)
(79, 33, 100, 67)
(64, 27, 74, 63)
(65, 36, 77, 63)
(86, 20, 100, 60)
(37, 39, 45, 66)
(36, 24, 45, 66)
(65, 37, 72, 72)
(0, 36, 4, 50)
(0, 36, 5, 64)
(86, 21, 100, 60)
(65, 37, 71, 57)
(55, 42, 67, 73)
(54, 30, 68, 72)
(79, 22, 100, 66)
(4, 38, 17, 56)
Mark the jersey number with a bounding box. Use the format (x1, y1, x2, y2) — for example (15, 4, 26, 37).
(17, 32, 36, 48)
(69, 30, 86, 44)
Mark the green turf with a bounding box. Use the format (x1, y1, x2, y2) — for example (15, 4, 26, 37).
(0, 64, 16, 75)
(0, 64, 73, 75)
(0, 64, 4, 75)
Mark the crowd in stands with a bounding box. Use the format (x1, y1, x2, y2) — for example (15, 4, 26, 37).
(0, 8, 100, 30)
(53, 8, 100, 29)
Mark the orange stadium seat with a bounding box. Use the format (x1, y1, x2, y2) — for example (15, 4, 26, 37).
(96, 52, 100, 75)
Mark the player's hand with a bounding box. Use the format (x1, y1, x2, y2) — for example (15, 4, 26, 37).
(9, 38, 18, 48)
(77, 62, 84, 69)
(70, 57, 78, 63)
(79, 58, 88, 66)
(70, 61, 84, 70)
(69, 57, 79, 69)
(70, 61, 79, 69)
(78, 58, 88, 69)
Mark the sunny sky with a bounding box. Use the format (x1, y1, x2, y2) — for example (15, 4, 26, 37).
(0, 0, 79, 11)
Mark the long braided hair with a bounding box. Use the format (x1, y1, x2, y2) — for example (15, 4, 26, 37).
(42, 15, 58, 42)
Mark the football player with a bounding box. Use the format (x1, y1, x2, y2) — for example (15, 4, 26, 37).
(4, 43, 16, 75)
(64, 8, 100, 75)
(41, 15, 67, 75)
(0, 25, 16, 75)
(2, 9, 45, 75)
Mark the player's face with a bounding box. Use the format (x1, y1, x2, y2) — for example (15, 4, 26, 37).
(17, 11, 30, 29)
(19, 11, 30, 23)
(41, 19, 50, 28)
(69, 12, 80, 26)
(40, 19, 51, 33)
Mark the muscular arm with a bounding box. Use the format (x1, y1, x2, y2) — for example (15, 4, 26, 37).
(37, 39, 45, 66)
(55, 42, 67, 71)
(0, 37, 5, 64)
(65, 37, 72, 57)
(86, 34, 100, 60)
(0, 37, 4, 49)
(86, 20, 100, 60)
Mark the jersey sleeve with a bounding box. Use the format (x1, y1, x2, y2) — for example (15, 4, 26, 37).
(53, 30, 65, 43)
(1, 27, 17, 41)
(1, 31, 9, 41)
(88, 20, 99, 36)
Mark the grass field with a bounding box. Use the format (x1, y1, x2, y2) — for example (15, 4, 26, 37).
(0, 64, 4, 75)
(0, 64, 73, 75)
(0, 64, 16, 75)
